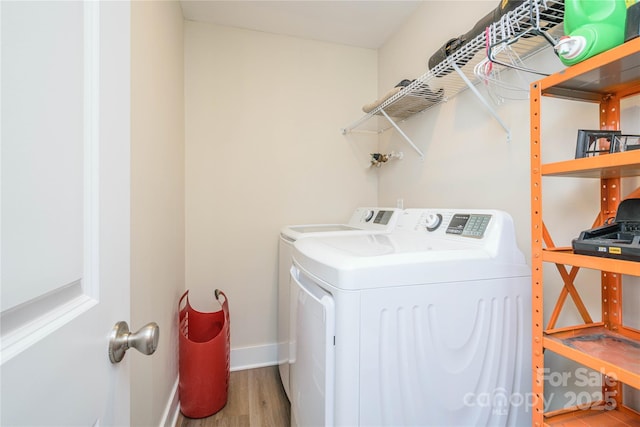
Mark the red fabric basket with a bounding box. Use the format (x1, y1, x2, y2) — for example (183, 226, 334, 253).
(178, 289, 230, 418)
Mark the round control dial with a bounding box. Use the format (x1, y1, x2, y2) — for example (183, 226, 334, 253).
(364, 210, 375, 222)
(425, 213, 443, 231)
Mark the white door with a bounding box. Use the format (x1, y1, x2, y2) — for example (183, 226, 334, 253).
(1, 2, 132, 425)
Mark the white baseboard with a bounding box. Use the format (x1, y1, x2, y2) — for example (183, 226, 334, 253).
(159, 378, 180, 427)
(160, 342, 278, 426)
(230, 342, 278, 371)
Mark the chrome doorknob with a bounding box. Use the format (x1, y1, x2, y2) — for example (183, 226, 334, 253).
(109, 321, 159, 363)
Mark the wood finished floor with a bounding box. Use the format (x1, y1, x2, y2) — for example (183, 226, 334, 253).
(176, 366, 291, 427)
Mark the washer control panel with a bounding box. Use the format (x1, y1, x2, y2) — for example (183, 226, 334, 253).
(348, 207, 401, 230)
(371, 209, 396, 225)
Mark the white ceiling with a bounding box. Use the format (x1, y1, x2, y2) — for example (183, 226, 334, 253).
(180, 1, 424, 49)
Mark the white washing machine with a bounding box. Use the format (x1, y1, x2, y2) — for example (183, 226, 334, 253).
(289, 208, 532, 427)
(278, 207, 400, 400)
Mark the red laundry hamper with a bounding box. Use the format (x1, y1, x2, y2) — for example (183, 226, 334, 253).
(178, 289, 230, 418)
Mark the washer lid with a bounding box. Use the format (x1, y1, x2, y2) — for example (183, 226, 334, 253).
(280, 207, 401, 241)
(293, 231, 530, 290)
(289, 224, 359, 233)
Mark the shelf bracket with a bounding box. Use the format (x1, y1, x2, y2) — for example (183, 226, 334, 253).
(341, 111, 377, 136)
(378, 108, 424, 159)
(451, 61, 511, 143)
(342, 109, 424, 159)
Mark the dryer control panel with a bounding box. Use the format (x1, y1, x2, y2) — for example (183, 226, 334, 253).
(397, 209, 498, 240)
(446, 213, 492, 238)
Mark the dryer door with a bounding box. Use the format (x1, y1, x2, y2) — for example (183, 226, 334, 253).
(289, 264, 335, 427)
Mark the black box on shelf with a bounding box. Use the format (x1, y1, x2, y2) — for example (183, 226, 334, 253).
(572, 198, 640, 262)
(575, 129, 640, 158)
(626, 2, 640, 42)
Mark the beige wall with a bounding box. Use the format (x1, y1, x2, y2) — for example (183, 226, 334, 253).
(184, 21, 378, 366)
(131, 1, 184, 425)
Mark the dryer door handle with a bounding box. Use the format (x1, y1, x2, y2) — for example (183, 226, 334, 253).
(291, 265, 331, 307)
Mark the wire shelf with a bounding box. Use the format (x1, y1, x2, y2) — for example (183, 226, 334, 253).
(342, 0, 565, 136)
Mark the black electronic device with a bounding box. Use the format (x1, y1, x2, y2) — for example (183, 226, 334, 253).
(575, 129, 640, 159)
(572, 198, 640, 261)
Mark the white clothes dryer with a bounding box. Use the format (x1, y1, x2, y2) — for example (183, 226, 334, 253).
(278, 207, 400, 400)
(289, 208, 531, 427)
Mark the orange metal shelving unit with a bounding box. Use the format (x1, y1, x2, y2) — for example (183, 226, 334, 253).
(530, 37, 640, 427)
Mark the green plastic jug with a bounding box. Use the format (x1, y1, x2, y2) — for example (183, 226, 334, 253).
(556, 0, 627, 66)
